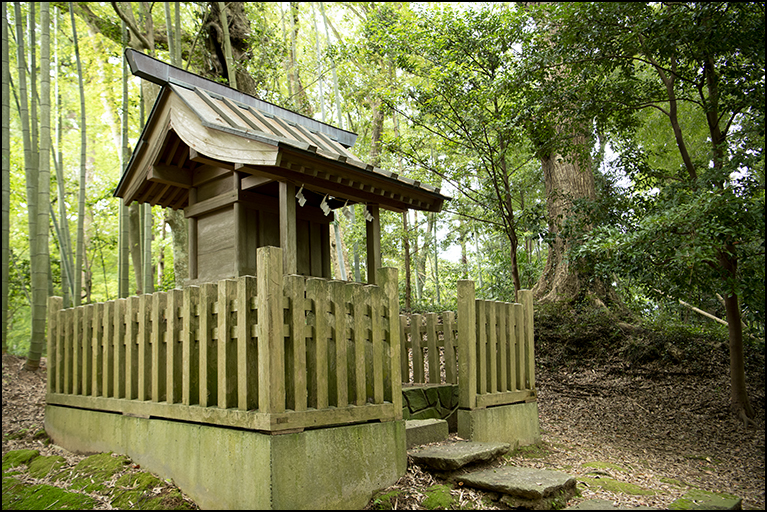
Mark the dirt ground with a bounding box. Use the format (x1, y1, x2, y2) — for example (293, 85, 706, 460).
(3, 352, 765, 509)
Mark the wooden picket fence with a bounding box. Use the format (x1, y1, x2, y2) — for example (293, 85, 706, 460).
(46, 246, 402, 433)
(402, 284, 536, 409)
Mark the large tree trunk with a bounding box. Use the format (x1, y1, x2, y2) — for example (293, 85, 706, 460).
(533, 133, 614, 305)
(203, 2, 257, 96)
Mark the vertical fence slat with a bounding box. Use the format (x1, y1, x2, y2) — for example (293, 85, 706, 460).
(138, 294, 153, 401)
(57, 308, 67, 393)
(166, 290, 183, 404)
(443, 311, 457, 384)
(217, 280, 237, 409)
(114, 299, 126, 399)
(182, 286, 200, 405)
(410, 314, 423, 384)
(457, 280, 476, 409)
(476, 300, 486, 396)
(497, 302, 507, 392)
(331, 280, 348, 408)
(399, 315, 408, 384)
(308, 278, 329, 410)
(236, 276, 257, 411)
(520, 290, 535, 391)
(378, 267, 401, 418)
(152, 292, 168, 403)
(92, 303, 104, 397)
(64, 308, 74, 394)
(102, 301, 114, 398)
(346, 283, 365, 406)
(257, 246, 285, 413)
(285, 275, 307, 411)
(199, 283, 218, 407)
(125, 297, 138, 399)
(487, 303, 497, 394)
(73, 307, 83, 395)
(512, 303, 523, 391)
(370, 285, 384, 404)
(47, 297, 63, 394)
(82, 305, 93, 396)
(425, 313, 438, 384)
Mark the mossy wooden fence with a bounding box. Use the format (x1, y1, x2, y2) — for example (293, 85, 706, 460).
(401, 283, 536, 409)
(45, 246, 402, 433)
(45, 248, 535, 434)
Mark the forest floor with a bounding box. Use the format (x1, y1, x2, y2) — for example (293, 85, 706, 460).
(2, 329, 765, 509)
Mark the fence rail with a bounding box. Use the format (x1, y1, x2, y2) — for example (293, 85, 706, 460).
(401, 284, 535, 409)
(46, 246, 402, 432)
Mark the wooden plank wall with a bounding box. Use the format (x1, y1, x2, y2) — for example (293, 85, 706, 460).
(46, 247, 401, 432)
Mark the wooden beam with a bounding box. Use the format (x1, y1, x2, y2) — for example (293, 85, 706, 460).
(366, 204, 381, 285)
(240, 174, 273, 190)
(149, 164, 191, 188)
(279, 181, 297, 274)
(188, 188, 198, 280)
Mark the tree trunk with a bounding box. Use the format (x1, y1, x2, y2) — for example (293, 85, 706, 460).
(203, 2, 257, 96)
(27, 3, 51, 370)
(533, 133, 613, 305)
(2, 3, 10, 352)
(71, 3, 87, 306)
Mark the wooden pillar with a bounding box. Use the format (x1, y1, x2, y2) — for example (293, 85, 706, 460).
(188, 188, 198, 281)
(458, 280, 477, 410)
(233, 174, 247, 277)
(279, 181, 297, 274)
(365, 204, 381, 285)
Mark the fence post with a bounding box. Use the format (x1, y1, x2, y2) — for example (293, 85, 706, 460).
(518, 290, 535, 391)
(47, 297, 63, 394)
(457, 280, 476, 410)
(217, 279, 237, 409)
(377, 267, 401, 418)
(236, 276, 257, 411)
(257, 246, 285, 413)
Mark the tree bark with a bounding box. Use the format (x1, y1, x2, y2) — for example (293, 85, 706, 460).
(2, 3, 10, 353)
(203, 2, 257, 96)
(533, 133, 615, 305)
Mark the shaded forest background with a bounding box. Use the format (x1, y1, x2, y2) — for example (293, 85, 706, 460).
(1, 3, 764, 422)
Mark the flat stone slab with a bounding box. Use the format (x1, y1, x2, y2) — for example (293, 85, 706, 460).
(567, 498, 656, 510)
(669, 489, 742, 510)
(408, 442, 510, 471)
(456, 466, 576, 501)
(405, 419, 449, 449)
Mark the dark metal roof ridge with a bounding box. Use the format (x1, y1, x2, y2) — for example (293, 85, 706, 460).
(124, 48, 358, 148)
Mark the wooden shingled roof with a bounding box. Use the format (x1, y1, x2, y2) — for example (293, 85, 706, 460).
(114, 49, 449, 214)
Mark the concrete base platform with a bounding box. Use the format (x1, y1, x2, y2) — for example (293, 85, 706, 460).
(405, 419, 449, 448)
(457, 401, 541, 448)
(44, 405, 406, 510)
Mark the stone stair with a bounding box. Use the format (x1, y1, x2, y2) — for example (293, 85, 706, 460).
(406, 437, 577, 509)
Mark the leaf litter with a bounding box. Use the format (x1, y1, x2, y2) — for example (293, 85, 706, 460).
(3, 352, 764, 510)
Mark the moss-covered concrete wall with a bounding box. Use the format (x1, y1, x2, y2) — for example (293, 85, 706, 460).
(457, 401, 541, 448)
(45, 405, 405, 509)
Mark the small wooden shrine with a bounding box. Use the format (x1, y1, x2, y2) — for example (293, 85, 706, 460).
(114, 49, 449, 285)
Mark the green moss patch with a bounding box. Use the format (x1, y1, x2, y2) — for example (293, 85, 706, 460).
(2, 449, 40, 472)
(582, 461, 628, 473)
(422, 484, 455, 510)
(68, 452, 130, 493)
(506, 441, 552, 459)
(27, 455, 66, 479)
(668, 489, 742, 510)
(370, 489, 407, 510)
(578, 476, 655, 496)
(1, 477, 100, 510)
(111, 471, 166, 509)
(660, 476, 690, 488)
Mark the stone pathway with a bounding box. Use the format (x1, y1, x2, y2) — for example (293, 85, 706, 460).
(404, 432, 743, 510)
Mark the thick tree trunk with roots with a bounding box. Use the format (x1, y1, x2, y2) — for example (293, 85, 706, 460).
(533, 134, 616, 306)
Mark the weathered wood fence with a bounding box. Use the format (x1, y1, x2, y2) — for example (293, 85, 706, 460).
(46, 246, 402, 433)
(46, 249, 536, 433)
(401, 283, 536, 409)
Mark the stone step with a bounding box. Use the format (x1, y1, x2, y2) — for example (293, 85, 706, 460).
(566, 498, 657, 510)
(405, 419, 449, 449)
(407, 441, 510, 471)
(454, 465, 577, 509)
